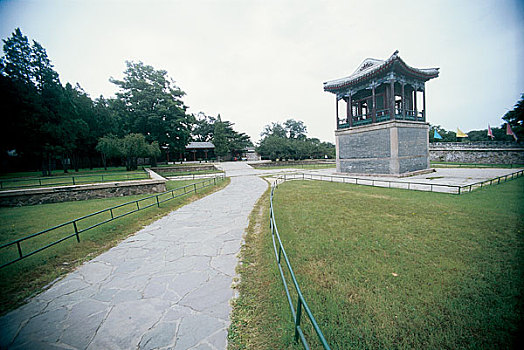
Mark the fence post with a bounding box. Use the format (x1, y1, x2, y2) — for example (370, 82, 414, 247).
(156, 195, 160, 207)
(16, 241, 23, 258)
(73, 221, 80, 242)
(72, 177, 76, 185)
(294, 298, 303, 342)
(194, 183, 197, 193)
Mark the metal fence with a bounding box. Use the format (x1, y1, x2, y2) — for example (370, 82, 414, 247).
(0, 175, 226, 269)
(164, 171, 225, 180)
(270, 175, 331, 350)
(0, 171, 149, 190)
(278, 169, 524, 195)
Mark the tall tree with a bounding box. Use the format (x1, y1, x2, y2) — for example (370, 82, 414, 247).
(213, 115, 229, 159)
(0, 28, 74, 175)
(192, 112, 216, 142)
(284, 119, 307, 139)
(110, 61, 192, 158)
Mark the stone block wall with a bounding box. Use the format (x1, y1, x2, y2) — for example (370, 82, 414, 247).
(429, 142, 524, 164)
(0, 180, 167, 207)
(336, 120, 429, 175)
(151, 165, 217, 174)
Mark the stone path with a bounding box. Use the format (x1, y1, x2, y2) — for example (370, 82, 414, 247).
(0, 172, 267, 350)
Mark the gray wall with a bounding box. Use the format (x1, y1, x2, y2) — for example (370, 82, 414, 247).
(0, 181, 167, 207)
(429, 142, 524, 164)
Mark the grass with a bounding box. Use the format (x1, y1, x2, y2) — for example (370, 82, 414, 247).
(0, 177, 230, 315)
(0, 171, 149, 190)
(229, 177, 524, 349)
(0, 166, 132, 179)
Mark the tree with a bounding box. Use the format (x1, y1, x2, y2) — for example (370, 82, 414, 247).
(110, 61, 192, 158)
(503, 94, 523, 141)
(192, 112, 216, 142)
(213, 116, 229, 159)
(95, 134, 121, 169)
(96, 133, 161, 171)
(284, 119, 307, 139)
(261, 122, 287, 138)
(0, 28, 75, 175)
(429, 124, 456, 142)
(257, 120, 335, 160)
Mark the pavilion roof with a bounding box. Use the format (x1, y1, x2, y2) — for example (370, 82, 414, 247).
(186, 142, 215, 150)
(323, 50, 439, 92)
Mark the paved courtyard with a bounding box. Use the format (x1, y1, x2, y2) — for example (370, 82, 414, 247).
(0, 168, 267, 350)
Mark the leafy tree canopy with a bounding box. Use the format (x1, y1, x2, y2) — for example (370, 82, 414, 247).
(258, 119, 334, 160)
(110, 61, 192, 153)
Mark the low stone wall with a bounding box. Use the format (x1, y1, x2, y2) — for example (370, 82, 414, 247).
(151, 165, 217, 173)
(250, 160, 335, 168)
(0, 179, 167, 207)
(429, 142, 524, 164)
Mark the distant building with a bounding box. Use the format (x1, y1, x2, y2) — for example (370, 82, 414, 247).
(324, 50, 439, 175)
(185, 142, 215, 161)
(243, 147, 261, 161)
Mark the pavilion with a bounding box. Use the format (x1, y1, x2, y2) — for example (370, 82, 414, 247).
(185, 142, 215, 161)
(324, 50, 439, 175)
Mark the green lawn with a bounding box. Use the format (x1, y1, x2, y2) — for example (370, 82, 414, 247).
(0, 166, 131, 179)
(0, 178, 229, 315)
(0, 169, 148, 190)
(229, 178, 524, 349)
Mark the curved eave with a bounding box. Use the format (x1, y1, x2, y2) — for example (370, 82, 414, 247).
(324, 55, 439, 92)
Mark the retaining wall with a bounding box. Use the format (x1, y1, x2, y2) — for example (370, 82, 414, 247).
(0, 179, 167, 207)
(151, 165, 217, 173)
(250, 160, 335, 168)
(429, 142, 524, 164)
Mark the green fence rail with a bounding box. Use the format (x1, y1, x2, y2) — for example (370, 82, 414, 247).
(270, 175, 331, 350)
(0, 170, 149, 190)
(280, 169, 524, 195)
(0, 175, 226, 269)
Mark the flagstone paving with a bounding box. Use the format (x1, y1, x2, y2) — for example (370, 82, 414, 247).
(0, 172, 267, 350)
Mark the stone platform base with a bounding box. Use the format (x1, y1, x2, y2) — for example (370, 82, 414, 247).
(336, 120, 430, 175)
(333, 167, 435, 178)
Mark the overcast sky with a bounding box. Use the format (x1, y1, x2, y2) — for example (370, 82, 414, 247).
(1, 0, 523, 143)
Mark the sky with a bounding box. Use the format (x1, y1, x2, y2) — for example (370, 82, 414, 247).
(1, 0, 523, 144)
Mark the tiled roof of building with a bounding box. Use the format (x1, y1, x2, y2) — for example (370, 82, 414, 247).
(186, 142, 215, 149)
(323, 50, 439, 91)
